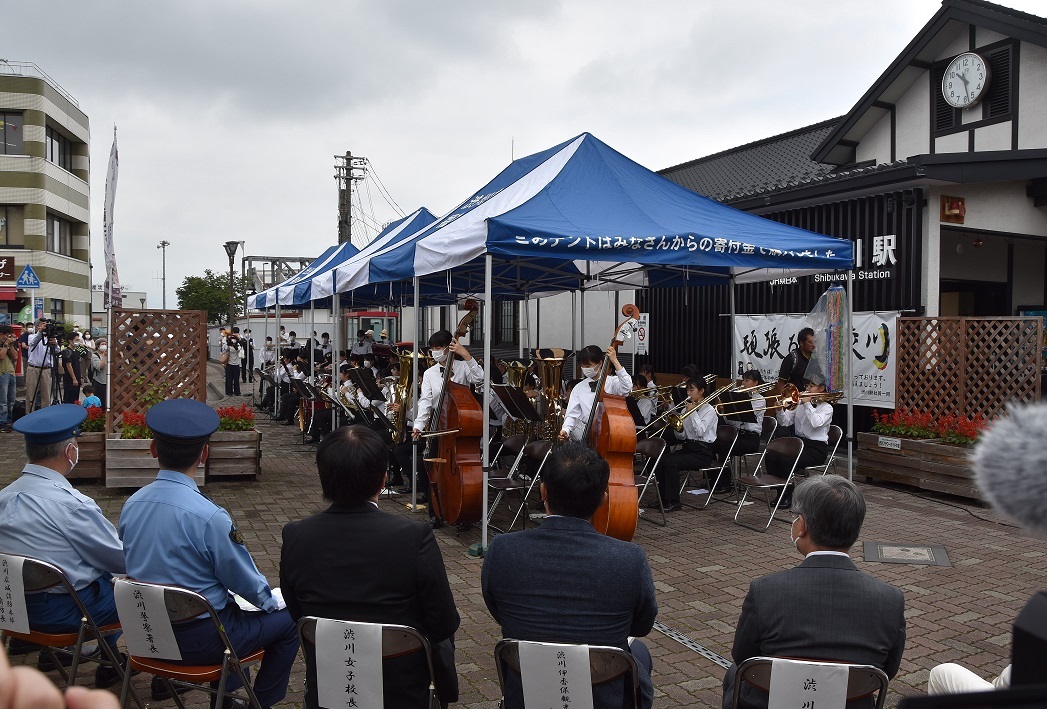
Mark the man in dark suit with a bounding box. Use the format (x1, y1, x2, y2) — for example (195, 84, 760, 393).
(722, 475, 906, 709)
(482, 442, 658, 709)
(280, 426, 460, 709)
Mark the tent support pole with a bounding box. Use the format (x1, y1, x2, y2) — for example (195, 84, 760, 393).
(275, 304, 281, 416)
(411, 277, 421, 510)
(571, 292, 577, 356)
(480, 254, 493, 555)
(330, 298, 337, 433)
(846, 270, 854, 481)
(309, 299, 316, 378)
(729, 275, 737, 378)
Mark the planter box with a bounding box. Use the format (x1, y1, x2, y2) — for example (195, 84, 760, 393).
(206, 430, 261, 480)
(70, 432, 105, 482)
(856, 432, 981, 500)
(105, 439, 205, 489)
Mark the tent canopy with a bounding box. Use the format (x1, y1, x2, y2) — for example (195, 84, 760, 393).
(334, 133, 852, 303)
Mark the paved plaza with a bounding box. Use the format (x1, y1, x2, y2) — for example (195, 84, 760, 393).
(3, 362, 1043, 707)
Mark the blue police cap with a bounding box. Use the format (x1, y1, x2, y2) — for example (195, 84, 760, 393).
(145, 399, 219, 444)
(13, 404, 87, 444)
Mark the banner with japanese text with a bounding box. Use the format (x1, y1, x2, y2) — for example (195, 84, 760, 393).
(733, 311, 898, 408)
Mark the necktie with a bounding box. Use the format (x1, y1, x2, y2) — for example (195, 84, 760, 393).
(589, 381, 598, 392)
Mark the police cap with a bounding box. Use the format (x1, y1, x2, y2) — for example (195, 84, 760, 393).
(13, 404, 87, 444)
(145, 399, 219, 445)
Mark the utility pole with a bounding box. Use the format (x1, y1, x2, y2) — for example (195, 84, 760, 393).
(157, 240, 170, 309)
(334, 152, 367, 245)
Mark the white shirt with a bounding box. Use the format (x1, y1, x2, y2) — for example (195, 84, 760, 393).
(26, 332, 54, 368)
(636, 396, 655, 425)
(777, 400, 833, 442)
(560, 368, 633, 441)
(350, 338, 373, 356)
(675, 402, 718, 443)
(414, 357, 485, 431)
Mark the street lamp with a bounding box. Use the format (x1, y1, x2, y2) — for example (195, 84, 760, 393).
(223, 241, 242, 330)
(157, 240, 170, 309)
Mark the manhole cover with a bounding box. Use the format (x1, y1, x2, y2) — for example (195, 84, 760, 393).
(863, 542, 951, 566)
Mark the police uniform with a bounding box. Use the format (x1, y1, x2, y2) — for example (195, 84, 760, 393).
(119, 399, 298, 708)
(2, 405, 125, 682)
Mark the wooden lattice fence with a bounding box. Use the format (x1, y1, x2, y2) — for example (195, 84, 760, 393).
(108, 309, 208, 435)
(896, 317, 1042, 420)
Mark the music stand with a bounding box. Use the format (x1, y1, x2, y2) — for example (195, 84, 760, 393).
(625, 396, 647, 428)
(258, 371, 278, 419)
(348, 368, 387, 403)
(719, 390, 758, 425)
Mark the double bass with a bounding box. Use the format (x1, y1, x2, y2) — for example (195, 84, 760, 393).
(579, 304, 641, 542)
(425, 300, 484, 526)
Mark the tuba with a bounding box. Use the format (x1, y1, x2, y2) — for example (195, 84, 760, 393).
(532, 349, 567, 440)
(387, 349, 421, 445)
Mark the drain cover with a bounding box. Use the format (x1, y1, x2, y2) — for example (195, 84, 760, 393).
(864, 542, 951, 566)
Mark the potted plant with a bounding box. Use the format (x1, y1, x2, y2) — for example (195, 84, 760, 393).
(106, 410, 205, 488)
(206, 404, 261, 481)
(72, 406, 106, 482)
(857, 409, 988, 499)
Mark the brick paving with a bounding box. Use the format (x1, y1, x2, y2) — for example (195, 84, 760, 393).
(1, 361, 1042, 707)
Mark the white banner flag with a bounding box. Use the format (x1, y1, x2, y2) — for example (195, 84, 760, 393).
(102, 128, 122, 309)
(732, 311, 898, 408)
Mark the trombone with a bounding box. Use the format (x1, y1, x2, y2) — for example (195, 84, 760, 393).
(636, 398, 688, 437)
(714, 383, 844, 416)
(660, 383, 737, 435)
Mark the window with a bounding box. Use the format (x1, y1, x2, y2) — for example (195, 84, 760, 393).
(46, 214, 71, 255)
(50, 299, 65, 322)
(46, 127, 72, 171)
(0, 206, 7, 246)
(0, 112, 24, 155)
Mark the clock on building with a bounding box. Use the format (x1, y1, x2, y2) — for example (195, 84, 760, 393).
(941, 52, 991, 108)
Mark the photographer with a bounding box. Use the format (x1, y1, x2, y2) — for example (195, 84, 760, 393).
(0, 325, 17, 432)
(222, 329, 242, 397)
(25, 318, 57, 413)
(61, 332, 85, 404)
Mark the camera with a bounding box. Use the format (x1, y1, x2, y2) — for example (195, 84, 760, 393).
(41, 319, 63, 342)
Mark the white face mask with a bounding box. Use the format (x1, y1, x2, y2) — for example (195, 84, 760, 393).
(363, 359, 374, 368)
(790, 517, 801, 548)
(432, 348, 447, 363)
(581, 366, 598, 379)
(67, 443, 79, 471)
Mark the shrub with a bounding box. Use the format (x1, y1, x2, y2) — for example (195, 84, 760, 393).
(215, 404, 255, 432)
(120, 411, 151, 440)
(871, 408, 987, 446)
(80, 406, 106, 434)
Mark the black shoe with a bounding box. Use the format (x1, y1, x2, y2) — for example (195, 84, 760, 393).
(37, 649, 74, 672)
(94, 653, 129, 689)
(416, 493, 429, 504)
(665, 502, 683, 512)
(428, 517, 444, 529)
(778, 496, 792, 510)
(387, 478, 405, 488)
(152, 676, 195, 701)
(395, 487, 413, 495)
(7, 638, 37, 656)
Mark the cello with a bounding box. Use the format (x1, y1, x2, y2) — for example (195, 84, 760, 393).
(580, 304, 641, 542)
(425, 300, 484, 527)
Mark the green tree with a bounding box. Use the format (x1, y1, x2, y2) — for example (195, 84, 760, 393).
(175, 269, 249, 325)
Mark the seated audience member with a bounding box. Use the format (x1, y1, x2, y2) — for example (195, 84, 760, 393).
(722, 474, 906, 709)
(928, 663, 1011, 694)
(482, 442, 657, 709)
(1, 406, 126, 688)
(120, 399, 298, 709)
(281, 426, 460, 708)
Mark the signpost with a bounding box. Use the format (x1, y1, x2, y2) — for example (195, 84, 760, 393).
(15, 265, 40, 289)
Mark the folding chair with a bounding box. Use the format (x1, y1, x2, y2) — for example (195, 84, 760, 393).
(803, 425, 843, 477)
(495, 639, 641, 709)
(113, 578, 264, 709)
(487, 434, 532, 524)
(489, 440, 553, 533)
(297, 617, 440, 709)
(678, 425, 738, 510)
(731, 656, 889, 709)
(739, 416, 777, 478)
(0, 553, 134, 701)
(734, 437, 804, 532)
(634, 437, 667, 526)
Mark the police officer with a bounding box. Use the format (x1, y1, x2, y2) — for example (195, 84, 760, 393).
(119, 399, 298, 709)
(0, 405, 126, 687)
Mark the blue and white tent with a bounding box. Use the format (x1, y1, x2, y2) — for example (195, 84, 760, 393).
(334, 133, 853, 299)
(248, 207, 436, 309)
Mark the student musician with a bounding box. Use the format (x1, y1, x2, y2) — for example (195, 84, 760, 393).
(657, 378, 718, 512)
(726, 369, 766, 457)
(772, 371, 834, 507)
(558, 345, 632, 443)
(632, 375, 655, 425)
(412, 330, 485, 440)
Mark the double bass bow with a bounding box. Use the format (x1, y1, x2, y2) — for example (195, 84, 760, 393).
(424, 300, 484, 527)
(580, 303, 641, 542)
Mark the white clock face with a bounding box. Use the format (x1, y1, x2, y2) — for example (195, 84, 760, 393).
(942, 52, 991, 109)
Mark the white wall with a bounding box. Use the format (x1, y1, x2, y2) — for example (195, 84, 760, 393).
(856, 110, 892, 164)
(895, 72, 930, 160)
(1018, 42, 1047, 149)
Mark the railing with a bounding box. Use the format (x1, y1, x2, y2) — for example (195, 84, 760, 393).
(0, 60, 79, 107)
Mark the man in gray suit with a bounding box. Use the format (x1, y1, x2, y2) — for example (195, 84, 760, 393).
(482, 442, 657, 709)
(722, 475, 906, 709)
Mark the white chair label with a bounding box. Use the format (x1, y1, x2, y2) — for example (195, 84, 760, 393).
(768, 659, 848, 709)
(518, 641, 594, 709)
(315, 619, 383, 709)
(113, 581, 181, 661)
(0, 556, 29, 634)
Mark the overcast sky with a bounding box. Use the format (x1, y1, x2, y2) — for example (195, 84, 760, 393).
(3, 0, 1043, 308)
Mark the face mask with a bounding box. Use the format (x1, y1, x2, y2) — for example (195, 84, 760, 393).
(67, 443, 79, 471)
(581, 366, 598, 379)
(790, 517, 801, 548)
(98, 345, 107, 352)
(432, 349, 447, 363)
(363, 360, 374, 368)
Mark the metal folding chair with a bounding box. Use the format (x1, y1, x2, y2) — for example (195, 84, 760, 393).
(489, 439, 553, 533)
(679, 425, 738, 510)
(635, 437, 667, 526)
(297, 617, 440, 709)
(487, 434, 532, 524)
(0, 553, 135, 702)
(734, 437, 804, 532)
(731, 656, 889, 709)
(803, 425, 843, 477)
(113, 578, 264, 709)
(740, 416, 777, 478)
(494, 639, 641, 709)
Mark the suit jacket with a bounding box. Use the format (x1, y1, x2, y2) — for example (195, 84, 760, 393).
(281, 502, 460, 708)
(722, 553, 906, 709)
(482, 515, 658, 709)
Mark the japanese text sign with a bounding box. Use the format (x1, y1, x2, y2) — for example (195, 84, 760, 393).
(768, 658, 849, 709)
(518, 641, 594, 709)
(113, 581, 181, 660)
(0, 555, 29, 634)
(315, 619, 383, 709)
